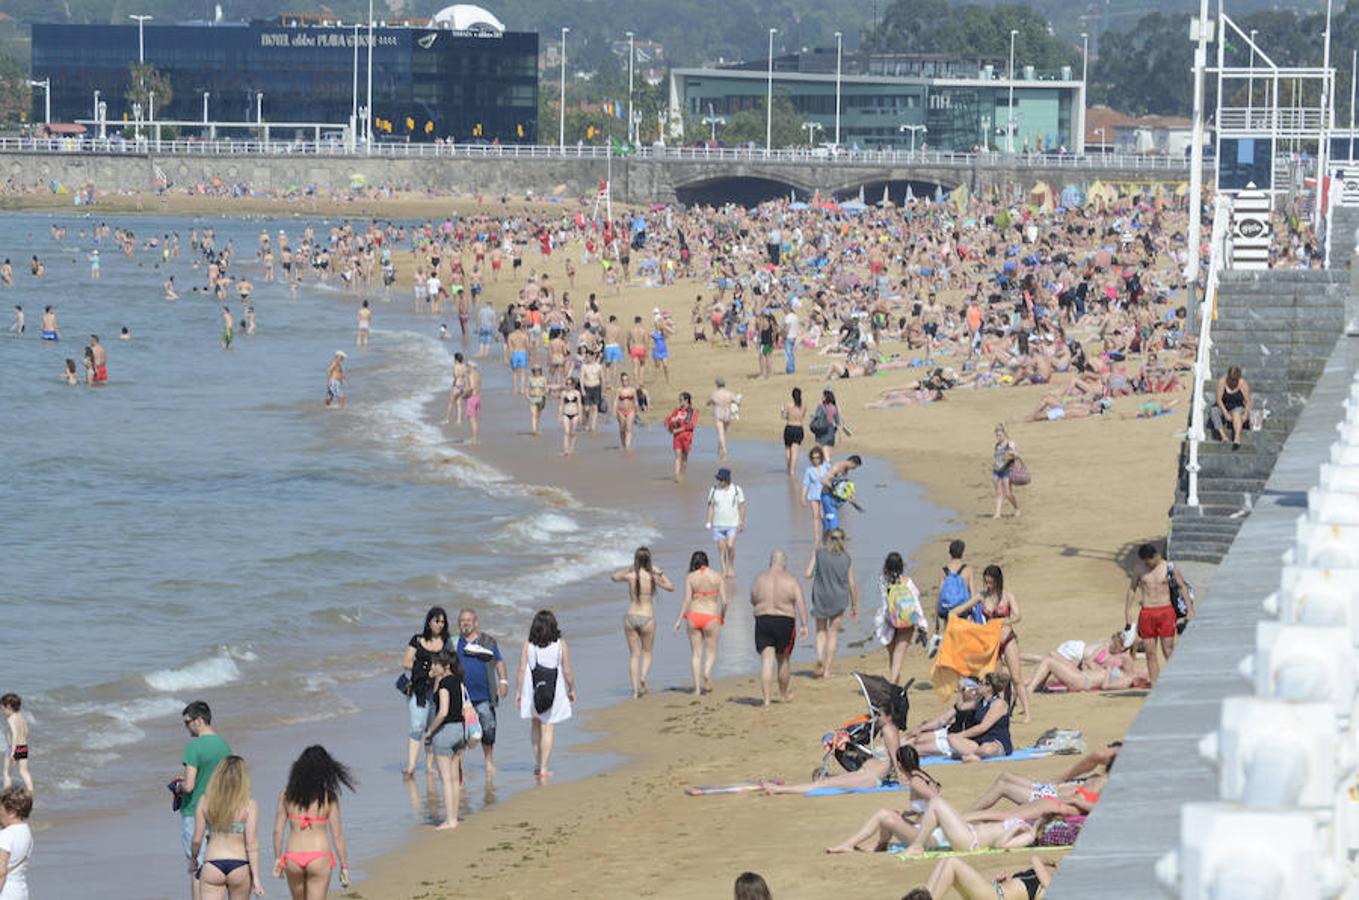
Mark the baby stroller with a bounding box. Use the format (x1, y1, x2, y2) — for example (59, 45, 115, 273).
(813, 673, 911, 781)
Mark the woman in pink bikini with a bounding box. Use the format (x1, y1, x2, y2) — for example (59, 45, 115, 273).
(272, 746, 355, 899)
(673, 550, 727, 696)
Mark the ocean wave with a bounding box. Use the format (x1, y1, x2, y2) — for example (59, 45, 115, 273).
(84, 719, 146, 750)
(507, 512, 582, 542)
(144, 652, 242, 692)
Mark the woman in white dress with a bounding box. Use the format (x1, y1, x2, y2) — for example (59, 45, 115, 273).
(516, 610, 576, 783)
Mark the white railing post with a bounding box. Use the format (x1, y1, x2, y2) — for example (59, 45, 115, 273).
(1186, 196, 1231, 507)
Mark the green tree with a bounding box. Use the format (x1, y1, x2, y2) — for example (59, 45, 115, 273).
(124, 63, 173, 120)
(1087, 13, 1193, 116)
(719, 94, 803, 148)
(0, 51, 30, 125)
(868, 0, 1077, 70)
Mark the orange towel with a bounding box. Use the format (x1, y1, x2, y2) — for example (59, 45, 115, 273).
(932, 617, 1004, 700)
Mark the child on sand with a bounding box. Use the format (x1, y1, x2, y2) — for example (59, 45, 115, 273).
(1, 695, 31, 793)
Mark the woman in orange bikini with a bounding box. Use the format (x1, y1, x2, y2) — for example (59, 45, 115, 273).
(272, 745, 355, 899)
(674, 550, 727, 696)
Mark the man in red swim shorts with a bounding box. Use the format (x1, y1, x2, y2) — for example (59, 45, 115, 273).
(1124, 543, 1183, 687)
(665, 392, 696, 483)
(90, 334, 108, 384)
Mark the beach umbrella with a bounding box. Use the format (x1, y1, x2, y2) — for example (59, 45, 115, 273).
(349, 173, 368, 187)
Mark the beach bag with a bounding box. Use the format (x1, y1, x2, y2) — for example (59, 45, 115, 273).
(809, 405, 830, 438)
(461, 684, 483, 745)
(1008, 457, 1031, 486)
(531, 648, 559, 715)
(1167, 563, 1194, 621)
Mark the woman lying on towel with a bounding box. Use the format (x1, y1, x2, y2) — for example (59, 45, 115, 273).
(828, 793, 1060, 855)
(906, 854, 1059, 900)
(761, 745, 939, 803)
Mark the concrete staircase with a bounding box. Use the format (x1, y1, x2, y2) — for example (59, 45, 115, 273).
(1167, 269, 1348, 563)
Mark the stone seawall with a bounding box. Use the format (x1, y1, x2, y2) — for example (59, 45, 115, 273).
(0, 149, 1195, 206)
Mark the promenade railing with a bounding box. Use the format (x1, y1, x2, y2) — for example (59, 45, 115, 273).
(0, 136, 1200, 170)
(1185, 195, 1232, 507)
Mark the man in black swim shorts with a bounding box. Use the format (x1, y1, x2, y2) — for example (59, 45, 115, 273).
(749, 550, 809, 706)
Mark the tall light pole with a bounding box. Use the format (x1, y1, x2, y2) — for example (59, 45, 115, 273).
(256, 91, 263, 124)
(1185, 0, 1210, 286)
(93, 89, 100, 124)
(899, 123, 926, 153)
(559, 26, 570, 152)
(834, 31, 843, 148)
(351, 24, 360, 151)
(30, 79, 50, 125)
(1350, 48, 1356, 161)
(366, 0, 374, 153)
(1247, 28, 1257, 115)
(703, 107, 726, 143)
(202, 91, 210, 124)
(1007, 28, 1018, 153)
(802, 120, 823, 147)
(766, 27, 777, 153)
(626, 31, 635, 146)
(1079, 32, 1088, 156)
(1317, 0, 1334, 233)
(128, 14, 152, 64)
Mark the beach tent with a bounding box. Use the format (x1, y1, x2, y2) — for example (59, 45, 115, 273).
(905, 184, 915, 202)
(950, 183, 969, 210)
(1028, 181, 1053, 212)
(349, 173, 368, 187)
(1059, 185, 1085, 208)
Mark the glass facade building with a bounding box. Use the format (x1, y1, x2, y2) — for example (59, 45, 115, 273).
(671, 65, 1083, 153)
(31, 20, 538, 142)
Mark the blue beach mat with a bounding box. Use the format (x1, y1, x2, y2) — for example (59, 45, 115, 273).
(919, 747, 1053, 767)
(805, 783, 907, 797)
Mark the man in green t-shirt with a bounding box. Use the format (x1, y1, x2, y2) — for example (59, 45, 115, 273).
(178, 701, 230, 900)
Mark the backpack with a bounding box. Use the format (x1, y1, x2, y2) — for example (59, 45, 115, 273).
(886, 579, 926, 630)
(1167, 562, 1194, 619)
(939, 566, 977, 620)
(809, 405, 830, 438)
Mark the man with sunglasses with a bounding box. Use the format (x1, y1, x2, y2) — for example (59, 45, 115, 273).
(176, 701, 231, 900)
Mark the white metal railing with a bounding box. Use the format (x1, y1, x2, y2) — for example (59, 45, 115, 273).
(1218, 106, 1331, 136)
(0, 136, 1198, 170)
(1186, 196, 1232, 507)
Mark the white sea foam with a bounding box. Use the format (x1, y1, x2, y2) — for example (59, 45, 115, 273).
(84, 719, 146, 750)
(144, 653, 242, 692)
(508, 511, 582, 542)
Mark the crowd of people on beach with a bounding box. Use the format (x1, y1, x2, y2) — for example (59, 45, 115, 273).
(0, 170, 1230, 899)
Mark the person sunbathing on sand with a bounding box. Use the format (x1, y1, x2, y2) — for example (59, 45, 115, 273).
(1025, 630, 1147, 693)
(966, 769, 1110, 817)
(910, 854, 1059, 900)
(1030, 393, 1109, 422)
(883, 795, 1054, 857)
(762, 743, 938, 804)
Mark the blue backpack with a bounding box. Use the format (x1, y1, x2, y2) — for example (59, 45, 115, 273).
(939, 566, 982, 623)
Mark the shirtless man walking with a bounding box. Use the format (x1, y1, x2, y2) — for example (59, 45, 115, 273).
(750, 550, 809, 707)
(325, 350, 347, 410)
(626, 316, 649, 384)
(580, 353, 605, 432)
(708, 378, 738, 461)
(357, 300, 372, 349)
(603, 315, 625, 383)
(89, 334, 108, 384)
(505, 324, 532, 396)
(463, 362, 482, 445)
(1124, 543, 1184, 686)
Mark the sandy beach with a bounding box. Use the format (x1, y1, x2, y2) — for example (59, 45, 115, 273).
(349, 218, 1188, 896)
(0, 191, 1187, 897)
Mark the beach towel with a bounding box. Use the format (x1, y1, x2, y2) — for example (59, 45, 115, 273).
(892, 844, 1067, 861)
(932, 617, 1004, 700)
(918, 747, 1052, 767)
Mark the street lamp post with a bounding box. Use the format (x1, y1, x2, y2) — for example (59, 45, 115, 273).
(559, 26, 570, 152)
(834, 31, 843, 148)
(1007, 28, 1018, 153)
(1080, 32, 1088, 155)
(899, 123, 926, 154)
(351, 24, 359, 152)
(93, 89, 100, 125)
(202, 91, 210, 124)
(30, 79, 50, 125)
(128, 14, 153, 64)
(366, 0, 375, 153)
(802, 120, 823, 147)
(703, 113, 726, 143)
(1247, 29, 1257, 117)
(1185, 3, 1210, 283)
(766, 28, 777, 154)
(626, 31, 635, 146)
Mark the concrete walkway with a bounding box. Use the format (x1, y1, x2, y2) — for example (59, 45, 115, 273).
(1049, 336, 1359, 897)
